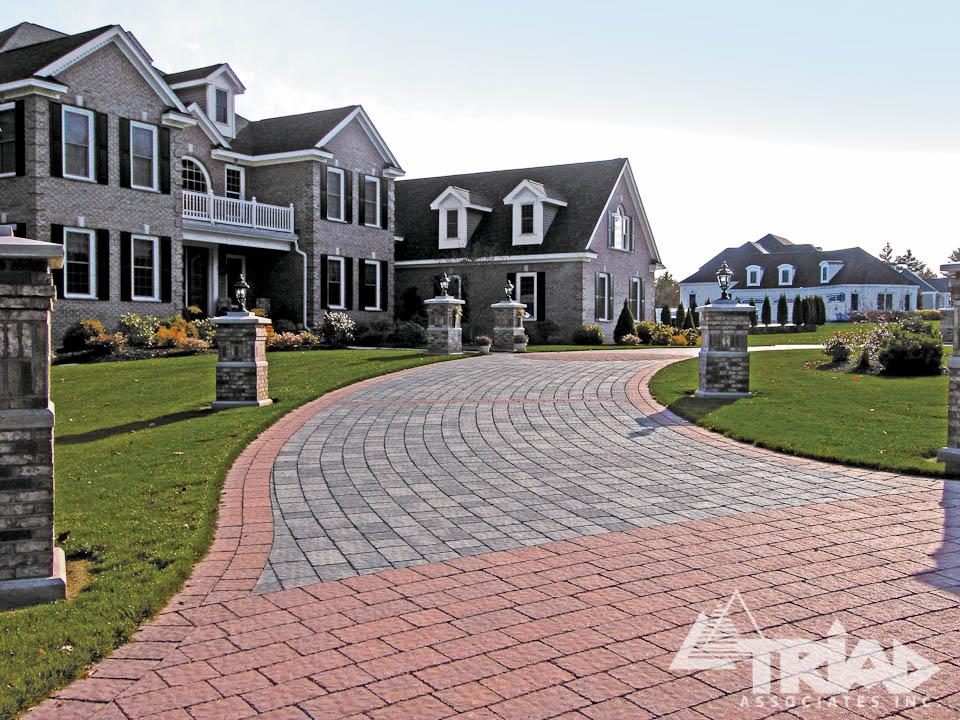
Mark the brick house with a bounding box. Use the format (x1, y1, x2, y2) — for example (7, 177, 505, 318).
(0, 22, 402, 343)
(394, 159, 662, 343)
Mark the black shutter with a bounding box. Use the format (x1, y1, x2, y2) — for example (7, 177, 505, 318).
(14, 222, 26, 238)
(379, 260, 388, 312)
(607, 276, 614, 321)
(48, 101, 62, 178)
(50, 224, 64, 298)
(96, 229, 110, 300)
(320, 254, 328, 309)
(536, 271, 546, 321)
(14, 100, 25, 176)
(595, 274, 602, 321)
(607, 213, 614, 248)
(159, 127, 171, 194)
(380, 179, 389, 230)
(119, 231, 131, 301)
(160, 236, 172, 302)
(95, 112, 108, 185)
(358, 176, 366, 226)
(118, 117, 130, 188)
(319, 166, 327, 220)
(359, 261, 372, 309)
(343, 171, 353, 223)
(344, 257, 353, 310)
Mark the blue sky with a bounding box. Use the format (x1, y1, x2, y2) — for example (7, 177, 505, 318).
(4, 0, 958, 278)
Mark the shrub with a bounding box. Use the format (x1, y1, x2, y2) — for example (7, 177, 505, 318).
(681, 328, 700, 345)
(792, 295, 804, 326)
(660, 305, 671, 325)
(649, 324, 674, 345)
(572, 325, 605, 345)
(87, 332, 127, 354)
(817, 296, 826, 324)
(761, 296, 772, 326)
(675, 302, 686, 330)
(776, 295, 789, 326)
(273, 318, 298, 334)
(527, 319, 559, 345)
(682, 303, 696, 329)
(619, 333, 641, 346)
(877, 330, 943, 376)
(474, 335, 492, 346)
(396, 287, 426, 323)
(174, 336, 210, 354)
(514, 333, 529, 346)
(919, 309, 941, 320)
(635, 321, 656, 344)
(62, 319, 105, 351)
(250, 307, 268, 318)
(354, 320, 393, 346)
(386, 321, 427, 347)
(898, 316, 932, 335)
(823, 333, 853, 362)
(670, 334, 689, 346)
(183, 305, 204, 321)
(614, 300, 636, 344)
(118, 313, 160, 347)
(319, 312, 356, 347)
(153, 325, 187, 348)
(193, 318, 217, 343)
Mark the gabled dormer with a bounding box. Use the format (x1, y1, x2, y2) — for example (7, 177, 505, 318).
(820, 260, 843, 283)
(166, 63, 245, 139)
(502, 179, 567, 246)
(430, 186, 492, 249)
(777, 263, 795, 286)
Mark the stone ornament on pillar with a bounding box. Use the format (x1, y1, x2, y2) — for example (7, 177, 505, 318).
(696, 262, 753, 398)
(425, 273, 465, 355)
(940, 307, 954, 345)
(490, 279, 527, 352)
(0, 233, 67, 609)
(211, 275, 273, 409)
(937, 263, 960, 474)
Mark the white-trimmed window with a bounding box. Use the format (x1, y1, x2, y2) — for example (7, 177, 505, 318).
(326, 256, 346, 309)
(595, 272, 612, 321)
(877, 293, 893, 311)
(0, 102, 15, 176)
(215, 89, 229, 125)
(63, 106, 95, 181)
(363, 175, 380, 227)
(362, 259, 381, 311)
(64, 227, 96, 299)
(326, 167, 345, 221)
(516, 271, 538, 320)
(130, 121, 158, 191)
(520, 204, 534, 235)
(778, 264, 794, 286)
(225, 165, 244, 200)
(131, 234, 160, 301)
(629, 277, 643, 319)
(181, 157, 209, 193)
(445, 209, 458, 239)
(746, 265, 762, 287)
(821, 264, 829, 283)
(609, 205, 633, 251)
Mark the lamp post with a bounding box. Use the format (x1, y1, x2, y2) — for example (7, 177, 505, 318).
(233, 275, 250, 313)
(696, 262, 752, 398)
(716, 261, 733, 302)
(439, 272, 451, 297)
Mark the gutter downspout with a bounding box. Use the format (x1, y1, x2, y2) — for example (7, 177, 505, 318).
(292, 238, 309, 329)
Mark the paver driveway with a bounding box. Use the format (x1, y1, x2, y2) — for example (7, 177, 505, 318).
(29, 351, 960, 720)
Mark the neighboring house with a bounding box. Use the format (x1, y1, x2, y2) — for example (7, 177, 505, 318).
(0, 21, 402, 343)
(924, 276, 952, 309)
(394, 159, 662, 342)
(680, 234, 917, 321)
(892, 266, 945, 310)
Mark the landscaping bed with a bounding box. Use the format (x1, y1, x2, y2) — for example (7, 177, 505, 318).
(0, 349, 456, 718)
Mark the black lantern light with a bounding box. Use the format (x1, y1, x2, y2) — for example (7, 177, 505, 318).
(716, 261, 734, 301)
(439, 272, 451, 296)
(234, 274, 251, 312)
(504, 278, 515, 302)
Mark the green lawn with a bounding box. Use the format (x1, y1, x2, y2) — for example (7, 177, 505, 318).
(649, 349, 948, 476)
(748, 320, 942, 346)
(1, 350, 455, 718)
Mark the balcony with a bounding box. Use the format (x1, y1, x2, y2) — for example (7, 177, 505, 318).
(182, 191, 294, 234)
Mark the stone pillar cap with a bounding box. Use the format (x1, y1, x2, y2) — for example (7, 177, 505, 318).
(700, 301, 754, 312)
(0, 237, 64, 268)
(491, 300, 526, 309)
(941, 263, 960, 273)
(212, 311, 273, 325)
(425, 295, 465, 305)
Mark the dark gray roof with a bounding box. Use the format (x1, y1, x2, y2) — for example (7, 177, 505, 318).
(0, 22, 66, 53)
(681, 235, 913, 289)
(396, 158, 627, 260)
(929, 277, 950, 292)
(163, 63, 224, 85)
(231, 105, 357, 154)
(0, 25, 112, 84)
(895, 266, 937, 292)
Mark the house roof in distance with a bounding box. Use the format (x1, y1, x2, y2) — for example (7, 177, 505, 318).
(396, 158, 628, 260)
(0, 24, 113, 83)
(681, 234, 913, 289)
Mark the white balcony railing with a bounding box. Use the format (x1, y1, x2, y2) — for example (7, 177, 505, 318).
(182, 190, 294, 234)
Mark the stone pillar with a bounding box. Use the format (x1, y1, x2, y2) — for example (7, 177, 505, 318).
(490, 301, 526, 352)
(695, 301, 754, 398)
(938, 264, 960, 473)
(211, 312, 272, 409)
(425, 294, 465, 355)
(0, 236, 67, 609)
(941, 307, 954, 345)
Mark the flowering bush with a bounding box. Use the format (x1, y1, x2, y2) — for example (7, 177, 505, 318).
(320, 311, 356, 347)
(670, 334, 689, 346)
(153, 325, 186, 348)
(898, 316, 933, 335)
(619, 333, 642, 346)
(474, 335, 492, 347)
(118, 313, 160, 347)
(634, 321, 656, 344)
(514, 333, 529, 346)
(649, 324, 675, 345)
(174, 336, 210, 354)
(193, 318, 217, 342)
(823, 324, 903, 372)
(87, 332, 128, 354)
(62, 319, 105, 351)
(268, 331, 307, 350)
(823, 332, 854, 362)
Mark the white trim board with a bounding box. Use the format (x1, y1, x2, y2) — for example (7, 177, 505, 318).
(395, 252, 598, 267)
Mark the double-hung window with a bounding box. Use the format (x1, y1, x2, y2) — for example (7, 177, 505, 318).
(131, 235, 160, 301)
(595, 272, 612, 321)
(225, 165, 244, 200)
(0, 103, 15, 176)
(516, 272, 538, 320)
(629, 277, 643, 319)
(326, 167, 345, 221)
(215, 89, 229, 125)
(64, 228, 96, 299)
(63, 106, 95, 181)
(363, 260, 381, 311)
(445, 209, 458, 239)
(130, 121, 158, 191)
(877, 293, 893, 311)
(363, 176, 380, 227)
(520, 204, 534, 235)
(326, 256, 346, 309)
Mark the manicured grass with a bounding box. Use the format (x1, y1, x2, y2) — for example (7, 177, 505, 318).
(649, 350, 948, 476)
(1, 350, 455, 718)
(748, 320, 942, 346)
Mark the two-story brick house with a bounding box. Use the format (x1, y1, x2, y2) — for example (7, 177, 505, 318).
(394, 159, 662, 342)
(0, 22, 402, 342)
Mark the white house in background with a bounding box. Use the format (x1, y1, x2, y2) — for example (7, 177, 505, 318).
(680, 234, 918, 321)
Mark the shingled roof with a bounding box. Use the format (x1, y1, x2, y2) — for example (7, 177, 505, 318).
(0, 25, 112, 84)
(396, 158, 627, 261)
(231, 106, 358, 155)
(681, 235, 913, 289)
(162, 63, 225, 85)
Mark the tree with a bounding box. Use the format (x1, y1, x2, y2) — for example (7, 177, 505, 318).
(894, 249, 935, 278)
(879, 242, 893, 262)
(675, 302, 686, 329)
(614, 299, 635, 343)
(804, 297, 816, 326)
(950, 248, 960, 262)
(748, 298, 757, 327)
(660, 305, 671, 325)
(655, 271, 680, 307)
(682, 304, 696, 329)
(792, 295, 804, 326)
(761, 296, 772, 326)
(689, 298, 699, 328)
(817, 296, 826, 324)
(777, 295, 789, 326)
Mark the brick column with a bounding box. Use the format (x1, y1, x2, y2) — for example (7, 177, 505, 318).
(0, 237, 67, 609)
(211, 312, 273, 409)
(425, 295, 465, 355)
(941, 307, 954, 345)
(695, 301, 753, 398)
(938, 264, 960, 474)
(490, 301, 526, 352)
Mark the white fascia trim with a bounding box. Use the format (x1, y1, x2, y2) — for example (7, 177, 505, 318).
(584, 159, 661, 263)
(383, 166, 406, 178)
(504, 179, 546, 204)
(201, 64, 246, 93)
(182, 226, 297, 252)
(395, 252, 598, 267)
(315, 105, 402, 169)
(161, 111, 196, 128)
(429, 186, 492, 213)
(187, 102, 230, 148)
(0, 78, 69, 99)
(212, 148, 333, 167)
(36, 26, 186, 113)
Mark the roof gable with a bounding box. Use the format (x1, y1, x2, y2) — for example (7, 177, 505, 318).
(0, 22, 66, 54)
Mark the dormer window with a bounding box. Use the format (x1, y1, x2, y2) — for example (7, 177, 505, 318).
(504, 179, 567, 246)
(520, 204, 534, 234)
(215, 89, 229, 124)
(430, 186, 492, 249)
(778, 264, 794, 286)
(446, 209, 459, 239)
(821, 264, 829, 283)
(819, 260, 842, 284)
(746, 265, 762, 287)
